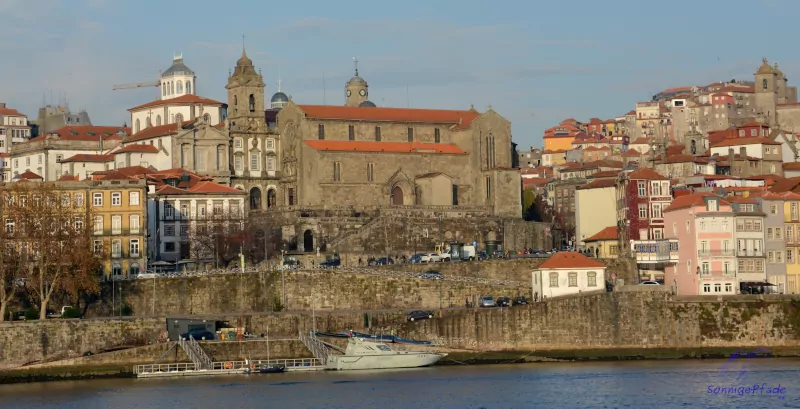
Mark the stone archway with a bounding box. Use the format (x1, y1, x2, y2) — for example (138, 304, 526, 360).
(303, 230, 314, 253)
(391, 186, 404, 205)
(250, 187, 262, 210)
(267, 189, 276, 208)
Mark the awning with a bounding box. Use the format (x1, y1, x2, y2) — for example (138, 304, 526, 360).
(740, 282, 776, 286)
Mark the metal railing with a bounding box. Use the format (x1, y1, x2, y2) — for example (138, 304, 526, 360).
(178, 335, 213, 369)
(299, 331, 333, 363)
(133, 358, 324, 375)
(134, 362, 200, 374)
(697, 250, 734, 257)
(737, 251, 765, 257)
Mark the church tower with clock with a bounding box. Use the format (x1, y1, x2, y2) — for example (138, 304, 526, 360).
(345, 58, 369, 107)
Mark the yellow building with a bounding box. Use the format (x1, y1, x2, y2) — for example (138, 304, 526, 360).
(583, 226, 619, 258)
(783, 193, 800, 293)
(57, 177, 148, 278)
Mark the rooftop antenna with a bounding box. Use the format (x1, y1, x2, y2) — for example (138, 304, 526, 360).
(353, 56, 359, 76)
(241, 34, 245, 52)
(322, 72, 326, 105)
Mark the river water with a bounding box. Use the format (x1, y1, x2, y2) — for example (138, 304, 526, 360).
(1, 359, 798, 408)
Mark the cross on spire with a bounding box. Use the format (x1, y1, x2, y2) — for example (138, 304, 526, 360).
(353, 56, 359, 76)
(241, 34, 246, 52)
(277, 77, 282, 92)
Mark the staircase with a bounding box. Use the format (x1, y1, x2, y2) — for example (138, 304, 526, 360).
(178, 335, 213, 370)
(299, 331, 342, 364)
(328, 213, 385, 249)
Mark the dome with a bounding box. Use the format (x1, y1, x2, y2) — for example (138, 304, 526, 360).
(162, 56, 194, 77)
(237, 49, 253, 67)
(271, 92, 289, 103)
(774, 63, 784, 77)
(359, 100, 376, 107)
(348, 74, 367, 86)
(755, 57, 773, 75)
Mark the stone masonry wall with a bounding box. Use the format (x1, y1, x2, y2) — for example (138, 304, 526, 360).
(91, 271, 526, 318)
(391, 291, 800, 351)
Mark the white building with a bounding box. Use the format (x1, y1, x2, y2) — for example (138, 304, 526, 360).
(532, 252, 607, 300)
(0, 103, 32, 154)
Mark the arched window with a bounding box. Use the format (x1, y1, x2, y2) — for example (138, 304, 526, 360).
(134, 118, 140, 133)
(203, 113, 210, 123)
(175, 113, 184, 123)
(171, 81, 175, 95)
(176, 81, 183, 94)
(156, 115, 162, 126)
(234, 95, 238, 111)
(763, 79, 768, 90)
(130, 263, 140, 276)
(185, 80, 192, 94)
(690, 139, 697, 154)
(249, 94, 255, 112)
(161, 84, 166, 97)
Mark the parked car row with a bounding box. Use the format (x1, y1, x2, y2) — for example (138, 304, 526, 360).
(478, 295, 528, 308)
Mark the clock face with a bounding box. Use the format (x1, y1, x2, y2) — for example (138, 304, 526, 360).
(347, 90, 351, 97)
(359, 89, 367, 97)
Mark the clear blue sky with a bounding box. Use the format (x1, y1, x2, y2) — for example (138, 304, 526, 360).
(1, 0, 798, 149)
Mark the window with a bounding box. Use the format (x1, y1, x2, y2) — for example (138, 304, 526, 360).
(250, 153, 259, 171)
(288, 188, 295, 206)
(701, 262, 709, 275)
(111, 215, 122, 234)
(652, 203, 662, 219)
(198, 204, 206, 219)
(267, 156, 276, 171)
(434, 128, 440, 143)
(452, 185, 459, 206)
(788, 226, 794, 242)
(407, 127, 414, 142)
(93, 216, 103, 234)
(789, 249, 795, 264)
(60, 193, 70, 207)
(723, 261, 732, 275)
(768, 251, 774, 263)
(703, 284, 711, 293)
(180, 224, 189, 237)
(129, 192, 140, 206)
(721, 221, 728, 231)
(130, 215, 140, 234)
(638, 204, 647, 218)
(266, 139, 275, 150)
(587, 272, 597, 287)
(777, 251, 783, 263)
(197, 152, 206, 171)
(234, 138, 243, 148)
(637, 182, 646, 196)
(130, 239, 140, 257)
(249, 94, 255, 112)
(333, 162, 341, 181)
(180, 204, 189, 220)
(651, 182, 661, 196)
(130, 263, 140, 275)
(93, 240, 103, 254)
(348, 125, 355, 141)
(164, 203, 174, 218)
(725, 283, 732, 293)
(235, 156, 243, 171)
(111, 240, 122, 258)
(367, 163, 374, 182)
(4, 219, 14, 235)
(165, 242, 176, 252)
(776, 228, 783, 239)
(714, 283, 722, 293)
(164, 224, 175, 236)
(568, 272, 578, 287)
(92, 193, 103, 207)
(111, 192, 121, 206)
(25, 157, 29, 166)
(318, 124, 325, 140)
(485, 176, 492, 199)
(708, 199, 718, 211)
(549, 272, 559, 287)
(374, 126, 381, 141)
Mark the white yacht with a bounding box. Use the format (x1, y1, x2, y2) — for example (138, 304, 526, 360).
(325, 335, 446, 371)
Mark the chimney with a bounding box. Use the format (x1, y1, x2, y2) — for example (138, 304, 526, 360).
(739, 146, 746, 157)
(728, 148, 734, 167)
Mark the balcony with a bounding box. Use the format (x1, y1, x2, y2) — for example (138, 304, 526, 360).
(737, 250, 764, 257)
(699, 270, 737, 278)
(632, 239, 679, 264)
(697, 249, 734, 257)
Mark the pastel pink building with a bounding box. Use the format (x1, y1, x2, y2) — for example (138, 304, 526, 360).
(664, 193, 738, 295)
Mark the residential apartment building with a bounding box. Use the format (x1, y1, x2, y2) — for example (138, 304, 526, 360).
(759, 192, 788, 293)
(665, 194, 738, 295)
(729, 197, 767, 292)
(616, 168, 672, 249)
(532, 252, 607, 300)
(0, 153, 8, 182)
(783, 193, 800, 293)
(0, 104, 31, 153)
(575, 178, 617, 249)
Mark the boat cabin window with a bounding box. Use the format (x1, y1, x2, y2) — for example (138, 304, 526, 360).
(376, 345, 391, 351)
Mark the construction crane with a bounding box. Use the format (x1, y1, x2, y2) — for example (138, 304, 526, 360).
(112, 81, 160, 90)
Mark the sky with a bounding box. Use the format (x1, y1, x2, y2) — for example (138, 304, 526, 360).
(2, 0, 799, 150)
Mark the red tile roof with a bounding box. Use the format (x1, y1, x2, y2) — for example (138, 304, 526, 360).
(626, 167, 668, 180)
(710, 137, 781, 148)
(522, 177, 549, 189)
(621, 149, 641, 158)
(27, 126, 128, 143)
(59, 154, 114, 163)
(584, 226, 618, 242)
(92, 166, 152, 179)
(577, 179, 616, 190)
(769, 176, 800, 193)
(591, 170, 621, 178)
(128, 95, 224, 111)
(537, 252, 605, 269)
(113, 144, 160, 154)
(0, 107, 26, 116)
(125, 120, 193, 143)
(297, 105, 480, 129)
(303, 140, 467, 154)
(56, 174, 80, 181)
(664, 193, 726, 211)
(18, 170, 42, 180)
(784, 162, 800, 171)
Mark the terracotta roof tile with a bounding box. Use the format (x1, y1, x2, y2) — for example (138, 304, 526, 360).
(92, 166, 152, 178)
(27, 126, 128, 143)
(303, 140, 467, 154)
(187, 181, 244, 194)
(522, 177, 549, 189)
(665, 193, 726, 211)
(113, 144, 160, 154)
(128, 95, 224, 111)
(297, 105, 480, 129)
(591, 170, 621, 178)
(56, 174, 80, 181)
(621, 149, 641, 157)
(0, 107, 26, 116)
(577, 179, 616, 190)
(59, 154, 114, 163)
(585, 226, 618, 242)
(710, 136, 781, 148)
(769, 176, 800, 193)
(784, 162, 800, 170)
(18, 170, 42, 180)
(627, 167, 668, 180)
(537, 252, 605, 269)
(126, 120, 193, 143)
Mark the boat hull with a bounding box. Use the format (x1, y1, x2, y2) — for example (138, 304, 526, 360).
(326, 352, 444, 371)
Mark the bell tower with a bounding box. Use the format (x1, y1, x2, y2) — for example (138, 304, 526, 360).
(345, 57, 368, 107)
(754, 57, 778, 126)
(226, 45, 265, 122)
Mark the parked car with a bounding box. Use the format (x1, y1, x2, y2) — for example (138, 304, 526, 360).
(438, 252, 451, 262)
(640, 281, 661, 285)
(496, 297, 512, 307)
(406, 310, 434, 322)
(479, 296, 496, 308)
(373, 257, 394, 266)
(181, 330, 215, 341)
(417, 270, 443, 280)
(424, 253, 442, 263)
(514, 296, 529, 305)
(409, 254, 424, 263)
(320, 258, 341, 268)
